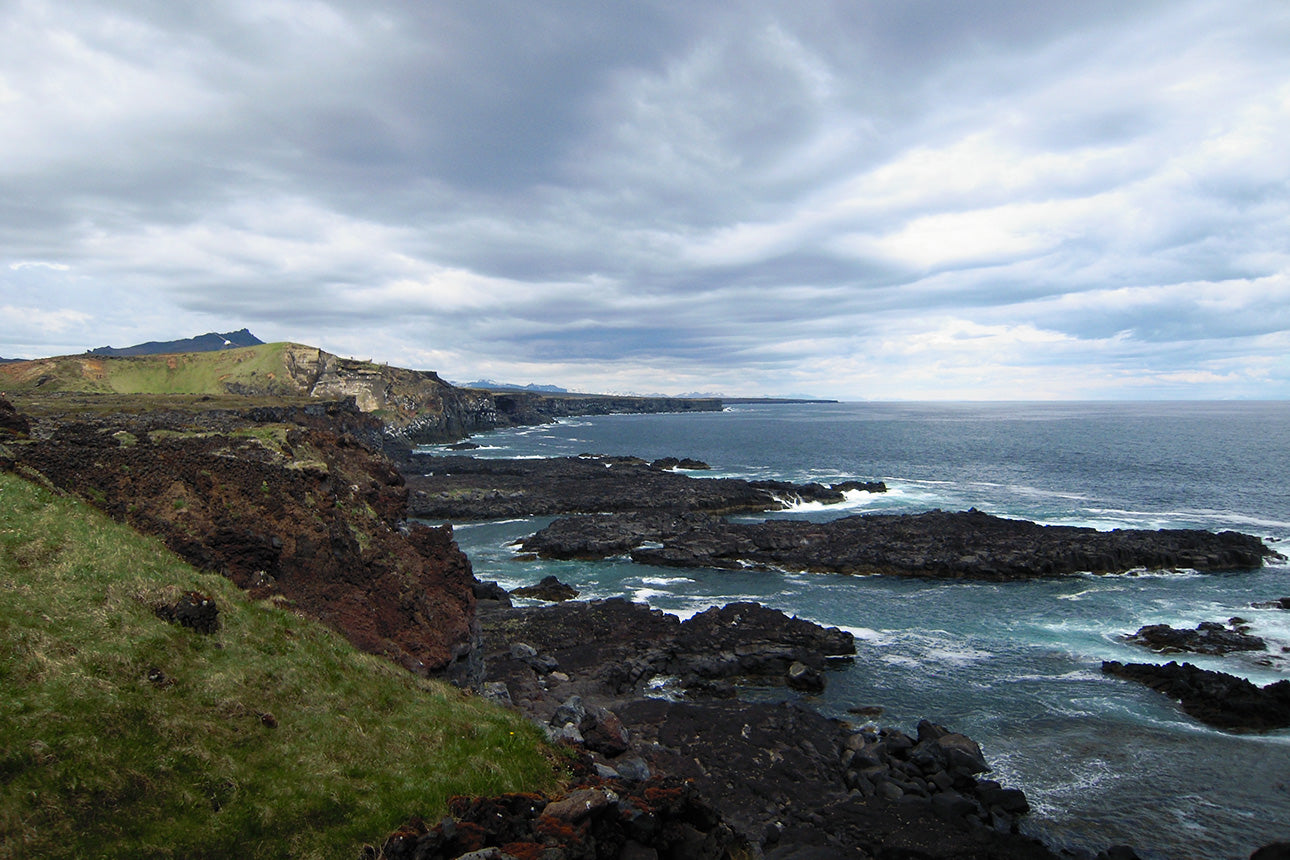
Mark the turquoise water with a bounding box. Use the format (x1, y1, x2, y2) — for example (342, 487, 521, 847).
(423, 402, 1290, 859)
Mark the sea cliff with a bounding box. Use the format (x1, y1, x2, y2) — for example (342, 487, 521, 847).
(0, 342, 723, 445)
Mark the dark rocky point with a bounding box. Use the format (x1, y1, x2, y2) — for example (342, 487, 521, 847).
(1125, 621, 1266, 656)
(470, 598, 1057, 858)
(402, 454, 875, 519)
(1101, 660, 1290, 732)
(832, 479, 888, 494)
(651, 456, 711, 470)
(524, 508, 1276, 580)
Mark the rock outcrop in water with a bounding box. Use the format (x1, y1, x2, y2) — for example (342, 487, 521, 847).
(522, 508, 1276, 579)
(1125, 621, 1267, 656)
(471, 597, 1061, 859)
(1101, 660, 1290, 732)
(403, 453, 882, 519)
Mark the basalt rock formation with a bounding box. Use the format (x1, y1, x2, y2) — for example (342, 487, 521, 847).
(5, 397, 480, 680)
(1101, 660, 1290, 732)
(402, 453, 880, 519)
(1125, 621, 1267, 656)
(378, 777, 745, 860)
(473, 597, 1060, 859)
(523, 508, 1276, 579)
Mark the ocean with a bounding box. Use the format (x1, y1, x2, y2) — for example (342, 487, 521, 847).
(423, 401, 1290, 859)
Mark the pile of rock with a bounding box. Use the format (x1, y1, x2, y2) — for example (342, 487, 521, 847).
(376, 777, 743, 860)
(839, 719, 1031, 831)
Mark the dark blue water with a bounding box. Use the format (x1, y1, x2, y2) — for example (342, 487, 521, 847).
(424, 402, 1290, 859)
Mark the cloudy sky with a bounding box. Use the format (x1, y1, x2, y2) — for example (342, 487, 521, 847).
(3, 1, 1288, 399)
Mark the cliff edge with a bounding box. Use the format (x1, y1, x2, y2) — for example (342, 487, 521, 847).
(0, 342, 721, 444)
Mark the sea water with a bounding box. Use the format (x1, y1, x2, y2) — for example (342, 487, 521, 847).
(422, 402, 1290, 859)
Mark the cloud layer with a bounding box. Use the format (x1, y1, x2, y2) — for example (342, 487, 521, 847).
(3, 0, 1288, 398)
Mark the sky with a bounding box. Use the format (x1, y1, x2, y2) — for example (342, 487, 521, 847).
(2, 1, 1289, 400)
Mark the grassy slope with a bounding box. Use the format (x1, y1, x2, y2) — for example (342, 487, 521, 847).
(0, 343, 305, 396)
(0, 470, 562, 859)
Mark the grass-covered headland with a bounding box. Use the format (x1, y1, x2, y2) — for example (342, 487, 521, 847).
(0, 470, 563, 859)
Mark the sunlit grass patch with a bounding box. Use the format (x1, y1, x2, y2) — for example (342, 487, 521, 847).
(0, 471, 562, 859)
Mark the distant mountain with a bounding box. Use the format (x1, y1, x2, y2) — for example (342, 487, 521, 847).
(457, 379, 571, 394)
(0, 357, 21, 365)
(88, 329, 263, 357)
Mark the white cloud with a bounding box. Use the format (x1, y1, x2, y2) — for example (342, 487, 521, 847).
(0, 0, 1288, 398)
(9, 261, 70, 271)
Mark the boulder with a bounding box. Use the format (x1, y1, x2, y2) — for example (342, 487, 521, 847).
(154, 590, 220, 634)
(786, 661, 825, 693)
(0, 396, 30, 437)
(512, 575, 580, 602)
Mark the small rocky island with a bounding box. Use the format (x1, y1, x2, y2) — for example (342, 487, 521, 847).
(520, 507, 1274, 580)
(401, 452, 882, 519)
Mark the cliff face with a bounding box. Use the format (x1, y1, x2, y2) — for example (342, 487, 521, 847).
(4, 397, 481, 681)
(0, 343, 724, 446)
(492, 392, 722, 427)
(278, 345, 499, 444)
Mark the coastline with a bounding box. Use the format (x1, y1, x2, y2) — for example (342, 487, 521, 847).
(6, 393, 1290, 858)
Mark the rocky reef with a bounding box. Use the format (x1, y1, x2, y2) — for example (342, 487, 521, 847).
(468, 597, 1062, 859)
(402, 453, 880, 519)
(490, 391, 722, 426)
(522, 507, 1275, 579)
(1102, 660, 1290, 732)
(1124, 620, 1267, 656)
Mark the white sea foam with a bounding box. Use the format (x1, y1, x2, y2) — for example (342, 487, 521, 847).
(879, 654, 923, 668)
(1055, 584, 1127, 601)
(921, 642, 994, 667)
(631, 587, 669, 602)
(771, 490, 886, 514)
(448, 517, 533, 531)
(835, 625, 890, 643)
(1005, 668, 1104, 684)
(638, 575, 694, 586)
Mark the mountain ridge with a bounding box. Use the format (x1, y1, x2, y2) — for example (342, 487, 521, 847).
(87, 328, 264, 356)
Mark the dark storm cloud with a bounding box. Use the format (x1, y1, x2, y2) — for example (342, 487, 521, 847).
(2, 0, 1288, 397)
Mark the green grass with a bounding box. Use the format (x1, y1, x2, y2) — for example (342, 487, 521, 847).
(0, 343, 307, 397)
(0, 471, 563, 859)
(100, 343, 297, 396)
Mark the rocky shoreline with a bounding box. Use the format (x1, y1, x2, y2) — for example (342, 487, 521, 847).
(458, 596, 1064, 860)
(6, 393, 1288, 859)
(521, 507, 1275, 579)
(401, 452, 882, 519)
